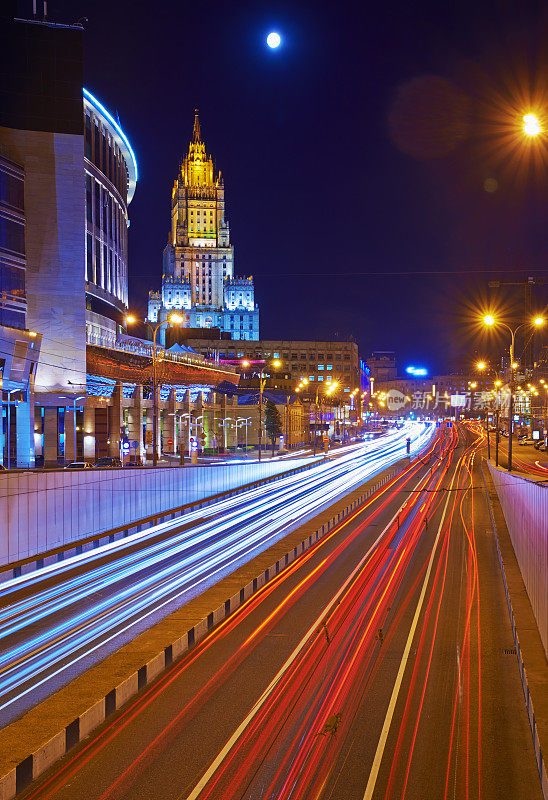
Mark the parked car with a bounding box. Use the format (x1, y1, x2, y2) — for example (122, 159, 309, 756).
(93, 457, 122, 468)
(518, 438, 536, 447)
(64, 461, 93, 470)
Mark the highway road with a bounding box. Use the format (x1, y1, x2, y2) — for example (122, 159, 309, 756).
(0, 423, 432, 727)
(18, 422, 543, 800)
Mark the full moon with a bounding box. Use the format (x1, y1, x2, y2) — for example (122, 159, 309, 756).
(267, 32, 281, 49)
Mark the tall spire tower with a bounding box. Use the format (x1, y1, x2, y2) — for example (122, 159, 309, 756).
(192, 109, 201, 142)
(148, 111, 259, 342)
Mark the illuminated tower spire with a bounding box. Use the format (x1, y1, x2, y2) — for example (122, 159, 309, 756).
(151, 108, 259, 341)
(193, 109, 201, 142)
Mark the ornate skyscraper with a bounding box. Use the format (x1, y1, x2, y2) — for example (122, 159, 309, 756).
(148, 111, 259, 341)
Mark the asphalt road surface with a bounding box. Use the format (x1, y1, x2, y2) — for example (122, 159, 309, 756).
(0, 423, 432, 727)
(19, 422, 542, 800)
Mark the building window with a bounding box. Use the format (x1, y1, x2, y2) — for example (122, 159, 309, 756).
(86, 233, 93, 282)
(0, 216, 24, 254)
(0, 167, 24, 210)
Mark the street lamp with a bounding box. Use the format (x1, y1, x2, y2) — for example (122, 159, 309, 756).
(235, 416, 252, 454)
(239, 358, 281, 462)
(523, 113, 542, 137)
(482, 314, 545, 471)
(127, 313, 184, 467)
(219, 416, 234, 453)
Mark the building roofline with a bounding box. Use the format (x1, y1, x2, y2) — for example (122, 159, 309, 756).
(83, 87, 138, 203)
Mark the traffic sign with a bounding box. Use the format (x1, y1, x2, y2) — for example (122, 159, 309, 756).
(131, 441, 138, 449)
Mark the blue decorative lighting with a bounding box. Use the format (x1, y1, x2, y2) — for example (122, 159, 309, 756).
(83, 88, 138, 182)
(406, 366, 428, 376)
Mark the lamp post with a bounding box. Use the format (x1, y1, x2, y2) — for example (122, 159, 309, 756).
(219, 416, 233, 452)
(476, 362, 496, 460)
(309, 381, 339, 455)
(240, 358, 281, 462)
(483, 314, 544, 471)
(180, 412, 203, 457)
(236, 416, 251, 453)
(127, 313, 183, 467)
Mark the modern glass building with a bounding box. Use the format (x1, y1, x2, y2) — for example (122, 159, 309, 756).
(83, 88, 138, 345)
(0, 151, 26, 329)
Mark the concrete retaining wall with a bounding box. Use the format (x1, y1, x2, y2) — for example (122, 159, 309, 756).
(487, 461, 548, 659)
(483, 462, 548, 800)
(0, 460, 314, 568)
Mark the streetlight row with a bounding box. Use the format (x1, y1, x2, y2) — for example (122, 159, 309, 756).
(482, 313, 545, 471)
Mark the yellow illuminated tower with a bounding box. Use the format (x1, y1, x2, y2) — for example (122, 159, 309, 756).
(149, 111, 259, 340)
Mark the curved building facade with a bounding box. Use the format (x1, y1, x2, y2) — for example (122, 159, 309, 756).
(83, 88, 138, 344)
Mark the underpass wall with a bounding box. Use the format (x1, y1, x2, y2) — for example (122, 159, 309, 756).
(0, 460, 314, 568)
(488, 462, 548, 658)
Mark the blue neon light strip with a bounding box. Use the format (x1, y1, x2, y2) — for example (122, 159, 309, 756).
(83, 87, 139, 182)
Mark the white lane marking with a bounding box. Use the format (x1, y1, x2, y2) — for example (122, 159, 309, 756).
(183, 470, 428, 800)
(362, 455, 461, 800)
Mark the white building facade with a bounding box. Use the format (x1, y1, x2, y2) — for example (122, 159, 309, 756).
(148, 112, 259, 342)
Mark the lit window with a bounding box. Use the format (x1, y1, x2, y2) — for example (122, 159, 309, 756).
(318, 365, 324, 370)
(318, 376, 324, 381)
(326, 365, 332, 370)
(309, 376, 315, 381)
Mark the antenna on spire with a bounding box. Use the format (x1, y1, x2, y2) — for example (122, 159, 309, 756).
(193, 109, 201, 142)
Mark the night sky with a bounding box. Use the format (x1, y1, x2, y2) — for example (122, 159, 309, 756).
(53, 0, 548, 373)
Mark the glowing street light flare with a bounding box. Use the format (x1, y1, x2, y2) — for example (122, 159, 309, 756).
(523, 113, 541, 137)
(483, 315, 495, 326)
(169, 313, 184, 324)
(534, 316, 544, 326)
(125, 315, 137, 325)
(266, 31, 281, 49)
(477, 362, 486, 370)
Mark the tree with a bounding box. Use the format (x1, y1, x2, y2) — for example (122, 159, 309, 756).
(264, 400, 283, 456)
